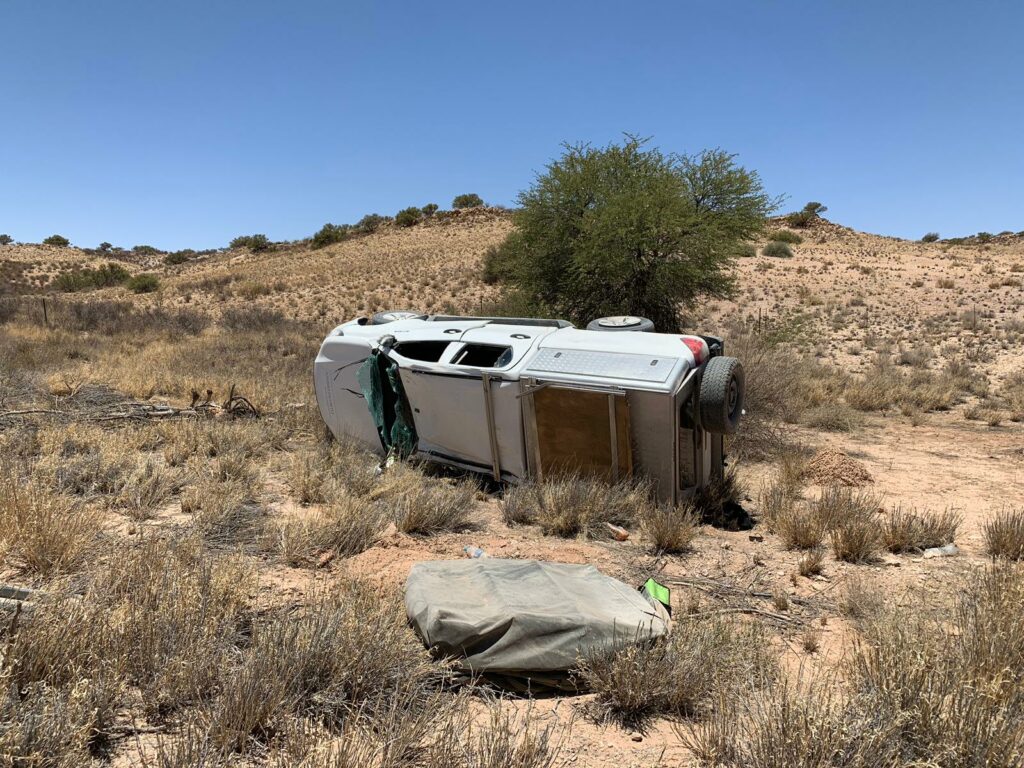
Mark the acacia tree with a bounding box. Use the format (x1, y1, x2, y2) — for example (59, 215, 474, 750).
(495, 138, 777, 331)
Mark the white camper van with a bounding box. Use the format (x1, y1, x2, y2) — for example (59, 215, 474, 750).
(313, 312, 744, 504)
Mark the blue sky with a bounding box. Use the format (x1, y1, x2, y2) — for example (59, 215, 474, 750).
(2, 1, 1022, 250)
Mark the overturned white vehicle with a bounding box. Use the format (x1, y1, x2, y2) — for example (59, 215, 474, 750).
(314, 312, 744, 504)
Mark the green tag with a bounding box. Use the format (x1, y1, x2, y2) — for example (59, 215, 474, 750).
(642, 578, 671, 613)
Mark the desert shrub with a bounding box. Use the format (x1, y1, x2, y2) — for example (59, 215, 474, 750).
(481, 237, 521, 286)
(768, 229, 803, 244)
(797, 549, 824, 576)
(642, 502, 701, 553)
(53, 261, 131, 292)
(0, 234, 13, 245)
(183, 465, 265, 548)
(132, 244, 161, 255)
(774, 506, 825, 550)
(786, 210, 813, 228)
(830, 510, 883, 563)
(984, 509, 1024, 560)
(0, 474, 102, 575)
(356, 213, 387, 233)
(452, 193, 484, 209)
(1000, 369, 1024, 418)
(693, 468, 747, 528)
(36, 297, 208, 336)
(921, 232, 940, 242)
(230, 234, 272, 252)
(395, 206, 423, 227)
(205, 578, 438, 753)
(422, 202, 439, 216)
(377, 465, 476, 534)
(882, 506, 960, 553)
(811, 486, 880, 533)
(220, 305, 286, 331)
(164, 249, 195, 265)
(43, 234, 71, 247)
(976, 231, 993, 243)
(799, 403, 862, 432)
(502, 476, 652, 538)
(127, 273, 160, 293)
(691, 565, 1024, 766)
(762, 241, 793, 258)
(270, 496, 386, 566)
(117, 459, 181, 519)
(735, 242, 757, 257)
(580, 617, 775, 727)
(490, 138, 775, 331)
(310, 222, 350, 249)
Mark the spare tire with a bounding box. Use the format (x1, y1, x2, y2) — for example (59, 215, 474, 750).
(699, 356, 745, 434)
(371, 310, 422, 325)
(586, 315, 655, 333)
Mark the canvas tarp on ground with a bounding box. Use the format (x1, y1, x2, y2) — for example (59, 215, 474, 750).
(405, 559, 669, 679)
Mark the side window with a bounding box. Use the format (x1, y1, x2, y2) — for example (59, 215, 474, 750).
(391, 340, 451, 362)
(452, 344, 513, 368)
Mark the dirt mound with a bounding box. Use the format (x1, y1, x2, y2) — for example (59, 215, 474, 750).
(803, 448, 873, 487)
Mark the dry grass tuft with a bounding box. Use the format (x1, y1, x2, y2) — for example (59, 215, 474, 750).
(689, 565, 1024, 766)
(641, 503, 702, 554)
(882, 505, 961, 553)
(0, 473, 102, 575)
(579, 617, 775, 728)
(500, 476, 653, 538)
(797, 549, 824, 577)
(984, 509, 1024, 560)
(377, 464, 476, 535)
(269, 496, 387, 566)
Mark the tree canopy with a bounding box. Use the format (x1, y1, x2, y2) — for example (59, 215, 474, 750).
(492, 137, 777, 332)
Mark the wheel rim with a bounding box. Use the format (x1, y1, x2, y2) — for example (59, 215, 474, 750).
(598, 315, 642, 328)
(727, 378, 739, 418)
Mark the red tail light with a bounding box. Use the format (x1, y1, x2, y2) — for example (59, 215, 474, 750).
(681, 337, 708, 364)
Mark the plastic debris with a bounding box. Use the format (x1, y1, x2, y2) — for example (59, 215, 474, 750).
(923, 543, 959, 558)
(606, 523, 630, 541)
(463, 545, 488, 559)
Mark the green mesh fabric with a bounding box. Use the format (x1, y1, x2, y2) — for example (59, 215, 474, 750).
(357, 351, 417, 458)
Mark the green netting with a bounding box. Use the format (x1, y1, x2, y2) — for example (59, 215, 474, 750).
(357, 350, 418, 458)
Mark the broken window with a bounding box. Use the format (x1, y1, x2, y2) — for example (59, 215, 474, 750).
(391, 340, 451, 362)
(452, 344, 513, 368)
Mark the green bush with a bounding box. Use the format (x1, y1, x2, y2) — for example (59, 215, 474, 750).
(768, 230, 803, 244)
(786, 211, 814, 228)
(53, 262, 131, 292)
(490, 138, 775, 332)
(976, 232, 993, 244)
(43, 234, 70, 247)
(309, 222, 350, 249)
(97, 242, 113, 252)
(229, 234, 272, 252)
(132, 244, 161, 255)
(356, 214, 387, 234)
(452, 193, 484, 209)
(310, 223, 350, 249)
(921, 232, 940, 243)
(164, 250, 196, 265)
(802, 201, 827, 216)
(762, 242, 794, 258)
(395, 206, 423, 228)
(735, 242, 757, 258)
(126, 273, 160, 293)
(422, 203, 439, 217)
(0, 234, 12, 246)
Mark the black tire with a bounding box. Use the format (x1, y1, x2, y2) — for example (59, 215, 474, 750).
(699, 356, 745, 435)
(586, 315, 655, 332)
(371, 310, 422, 325)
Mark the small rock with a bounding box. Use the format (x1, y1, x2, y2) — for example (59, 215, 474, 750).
(748, 534, 764, 543)
(630, 733, 643, 742)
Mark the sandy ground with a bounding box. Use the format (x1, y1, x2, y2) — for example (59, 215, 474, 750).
(5, 211, 1024, 766)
